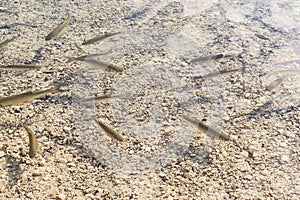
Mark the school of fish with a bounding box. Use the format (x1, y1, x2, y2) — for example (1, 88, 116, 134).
(0, 10, 297, 160)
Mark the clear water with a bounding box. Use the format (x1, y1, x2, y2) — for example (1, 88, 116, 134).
(2, 0, 298, 173)
(70, 0, 300, 173)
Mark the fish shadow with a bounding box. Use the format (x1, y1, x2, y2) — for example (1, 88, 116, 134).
(55, 134, 108, 169)
(4, 153, 24, 187)
(242, 100, 273, 120)
(180, 144, 211, 165)
(236, 99, 299, 121)
(0, 23, 38, 30)
(123, 9, 149, 20)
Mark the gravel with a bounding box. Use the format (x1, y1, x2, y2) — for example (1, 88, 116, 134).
(0, 0, 299, 199)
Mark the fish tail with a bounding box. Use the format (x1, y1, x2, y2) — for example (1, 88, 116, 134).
(64, 56, 76, 63)
(51, 84, 65, 93)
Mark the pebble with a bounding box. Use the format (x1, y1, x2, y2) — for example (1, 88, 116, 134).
(244, 174, 252, 180)
(32, 171, 42, 176)
(20, 148, 27, 157)
(244, 93, 251, 98)
(129, 150, 134, 155)
(63, 126, 72, 132)
(223, 115, 230, 121)
(85, 194, 96, 199)
(281, 155, 290, 162)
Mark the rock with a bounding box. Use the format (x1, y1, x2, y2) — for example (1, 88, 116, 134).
(0, 151, 5, 158)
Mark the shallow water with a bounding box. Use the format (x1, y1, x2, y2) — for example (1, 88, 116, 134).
(95, 0, 300, 171)
(0, 0, 300, 186)
(0, 1, 299, 198)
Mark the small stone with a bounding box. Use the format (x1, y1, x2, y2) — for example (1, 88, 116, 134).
(129, 150, 134, 154)
(279, 142, 287, 148)
(20, 148, 27, 157)
(295, 185, 300, 193)
(281, 154, 289, 162)
(63, 126, 72, 132)
(24, 192, 34, 198)
(223, 115, 230, 121)
(167, 196, 174, 200)
(38, 158, 46, 166)
(32, 171, 42, 176)
(240, 150, 249, 158)
(85, 194, 95, 199)
(0, 151, 5, 158)
(244, 174, 252, 180)
(67, 162, 76, 167)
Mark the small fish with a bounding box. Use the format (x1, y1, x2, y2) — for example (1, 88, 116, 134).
(194, 67, 244, 80)
(267, 69, 300, 76)
(0, 9, 16, 15)
(0, 36, 16, 49)
(191, 54, 234, 64)
(0, 86, 60, 107)
(273, 59, 300, 67)
(0, 64, 41, 71)
(64, 52, 110, 63)
(45, 14, 70, 41)
(265, 77, 284, 91)
(92, 117, 125, 142)
(85, 59, 123, 72)
(182, 115, 230, 141)
(22, 124, 39, 158)
(82, 94, 122, 102)
(66, 56, 123, 72)
(82, 32, 120, 45)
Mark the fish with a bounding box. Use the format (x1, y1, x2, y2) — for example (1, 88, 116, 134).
(45, 14, 70, 41)
(182, 115, 230, 141)
(82, 32, 120, 45)
(267, 69, 300, 76)
(191, 54, 234, 64)
(0, 9, 16, 15)
(85, 59, 123, 72)
(0, 64, 42, 71)
(273, 59, 300, 67)
(65, 55, 88, 63)
(22, 124, 39, 158)
(265, 69, 300, 91)
(193, 67, 244, 80)
(0, 36, 16, 49)
(92, 117, 125, 142)
(0, 86, 60, 107)
(66, 56, 123, 72)
(265, 77, 284, 91)
(82, 94, 122, 102)
(64, 52, 110, 63)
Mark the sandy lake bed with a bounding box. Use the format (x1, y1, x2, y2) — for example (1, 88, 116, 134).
(0, 0, 299, 199)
